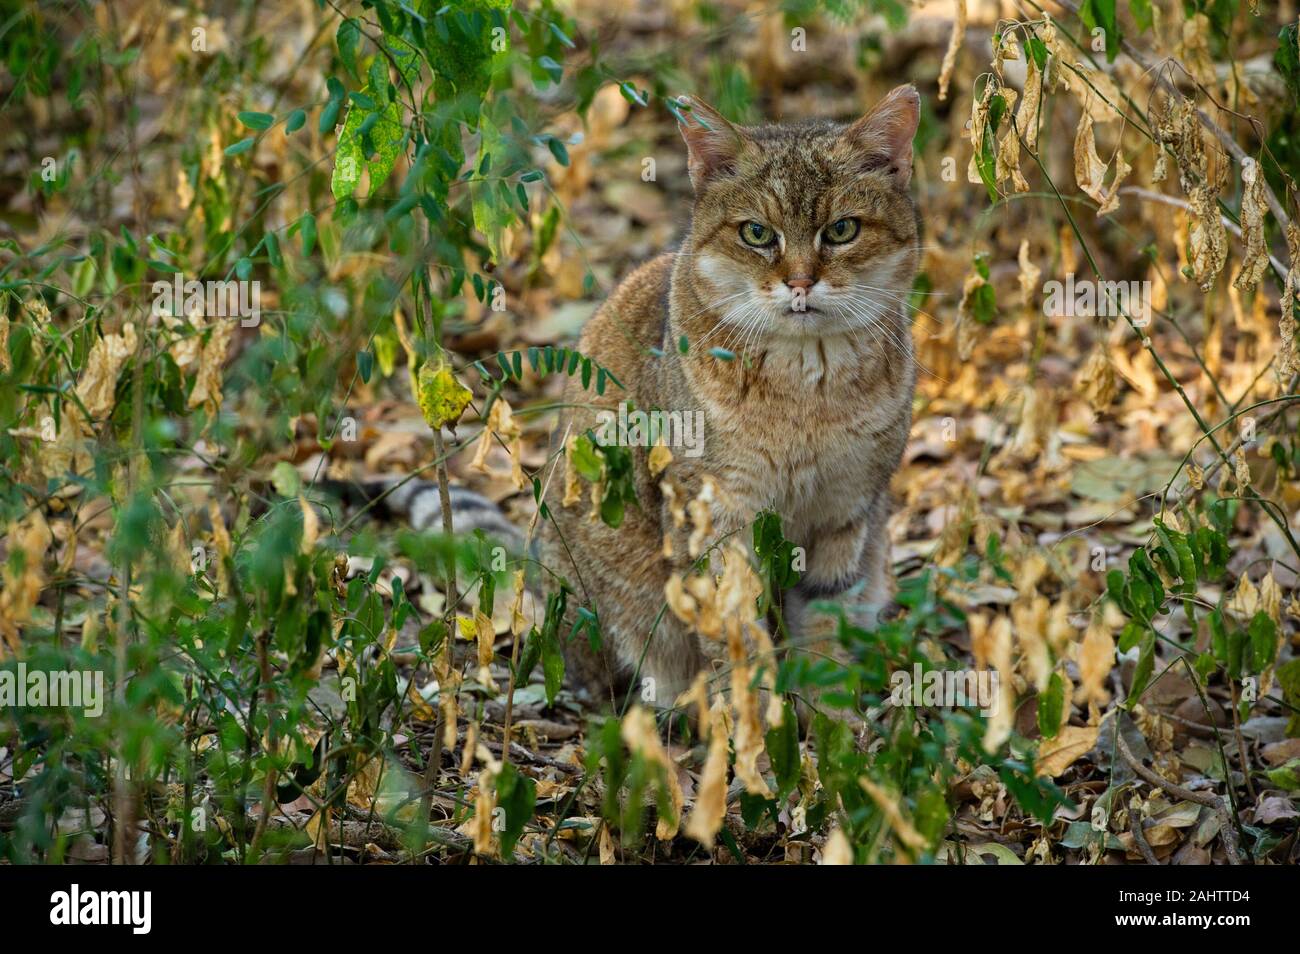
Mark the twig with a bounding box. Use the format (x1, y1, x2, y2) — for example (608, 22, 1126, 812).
(1119, 186, 1289, 275)
(1128, 805, 1161, 865)
(1169, 380, 1300, 507)
(1116, 732, 1242, 865)
(248, 629, 279, 861)
(1228, 682, 1257, 801)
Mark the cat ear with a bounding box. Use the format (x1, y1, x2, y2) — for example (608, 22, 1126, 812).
(843, 84, 920, 186)
(677, 96, 749, 189)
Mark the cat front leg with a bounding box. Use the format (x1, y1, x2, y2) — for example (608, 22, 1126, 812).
(782, 495, 896, 727)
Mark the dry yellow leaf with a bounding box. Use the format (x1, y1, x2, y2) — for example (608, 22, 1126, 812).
(1075, 614, 1115, 706)
(470, 396, 525, 489)
(0, 511, 52, 655)
(187, 319, 232, 414)
(674, 671, 711, 739)
(0, 312, 10, 374)
(562, 433, 583, 507)
(1036, 724, 1099, 777)
(982, 615, 1014, 754)
(648, 442, 673, 476)
(1073, 100, 1130, 216)
(937, 0, 966, 102)
(1076, 344, 1118, 412)
(298, 494, 318, 554)
(686, 476, 717, 558)
(820, 828, 854, 865)
(728, 621, 771, 797)
(1235, 157, 1270, 291)
(1017, 240, 1040, 309)
(509, 569, 528, 636)
(684, 704, 729, 847)
(1259, 569, 1282, 626)
(76, 322, 138, 419)
(599, 823, 616, 864)
(207, 499, 231, 596)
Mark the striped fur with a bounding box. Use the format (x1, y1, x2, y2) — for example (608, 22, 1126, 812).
(320, 478, 525, 553)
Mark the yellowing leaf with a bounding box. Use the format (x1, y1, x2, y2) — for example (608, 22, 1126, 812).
(417, 361, 472, 430)
(621, 706, 685, 840)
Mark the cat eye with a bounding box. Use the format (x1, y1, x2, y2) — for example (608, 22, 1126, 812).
(823, 218, 860, 244)
(739, 221, 776, 247)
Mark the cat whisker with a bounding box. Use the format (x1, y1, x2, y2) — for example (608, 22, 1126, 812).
(839, 298, 947, 384)
(842, 285, 946, 330)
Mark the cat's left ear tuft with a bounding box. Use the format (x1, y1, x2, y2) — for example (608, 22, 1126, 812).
(677, 96, 749, 190)
(844, 84, 920, 187)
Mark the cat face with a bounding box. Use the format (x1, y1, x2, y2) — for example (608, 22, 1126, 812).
(678, 87, 920, 347)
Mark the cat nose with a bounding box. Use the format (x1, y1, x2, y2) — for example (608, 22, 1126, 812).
(785, 276, 815, 290)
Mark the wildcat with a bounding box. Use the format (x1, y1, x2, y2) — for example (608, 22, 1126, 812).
(541, 86, 922, 706)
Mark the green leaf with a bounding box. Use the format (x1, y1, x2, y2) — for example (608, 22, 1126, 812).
(536, 55, 563, 84)
(331, 94, 404, 199)
(319, 77, 345, 133)
(285, 108, 306, 134)
(337, 18, 361, 77)
(495, 762, 536, 858)
(1247, 611, 1278, 673)
(1265, 758, 1300, 792)
(237, 111, 274, 131)
(1278, 658, 1300, 736)
(570, 433, 603, 482)
(1131, 0, 1153, 32)
(753, 510, 800, 591)
(765, 703, 801, 797)
(1125, 629, 1156, 706)
(263, 230, 282, 269)
(546, 137, 569, 166)
(1037, 672, 1065, 740)
(368, 57, 390, 106)
(223, 137, 255, 156)
(270, 460, 301, 497)
(298, 212, 317, 256)
(541, 628, 564, 706)
(1081, 0, 1121, 62)
(974, 93, 1007, 201)
(472, 130, 514, 262)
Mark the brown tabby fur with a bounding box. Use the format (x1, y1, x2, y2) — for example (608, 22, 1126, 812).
(541, 86, 921, 707)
